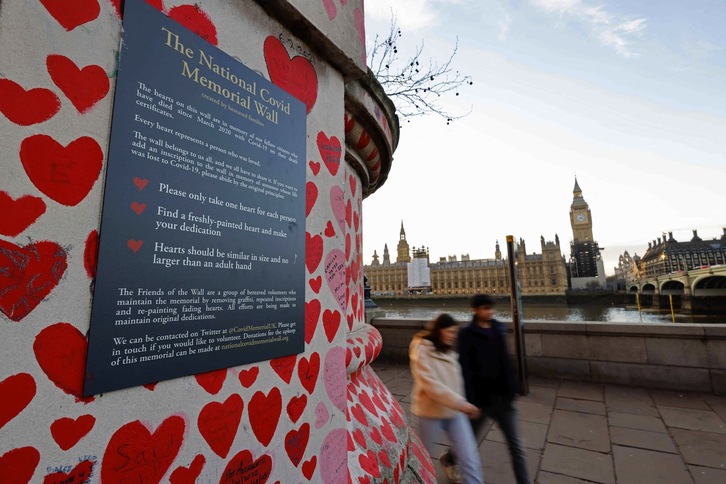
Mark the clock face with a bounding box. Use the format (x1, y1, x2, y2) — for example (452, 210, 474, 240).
(575, 213, 586, 223)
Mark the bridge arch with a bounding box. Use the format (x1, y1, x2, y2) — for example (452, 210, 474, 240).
(660, 280, 685, 295)
(641, 283, 656, 294)
(692, 275, 726, 296)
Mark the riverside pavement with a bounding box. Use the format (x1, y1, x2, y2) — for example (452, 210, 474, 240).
(372, 360, 726, 484)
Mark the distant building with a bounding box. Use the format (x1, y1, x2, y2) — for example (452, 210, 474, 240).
(364, 224, 568, 296)
(637, 229, 726, 278)
(569, 178, 606, 289)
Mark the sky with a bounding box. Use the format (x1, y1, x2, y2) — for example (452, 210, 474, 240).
(361, 0, 726, 276)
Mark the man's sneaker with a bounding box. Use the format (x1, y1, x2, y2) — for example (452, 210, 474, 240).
(439, 453, 463, 484)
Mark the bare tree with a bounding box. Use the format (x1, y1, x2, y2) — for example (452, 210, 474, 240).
(368, 16, 473, 125)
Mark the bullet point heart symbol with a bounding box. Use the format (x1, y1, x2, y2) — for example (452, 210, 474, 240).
(130, 202, 146, 216)
(133, 177, 148, 191)
(127, 240, 143, 253)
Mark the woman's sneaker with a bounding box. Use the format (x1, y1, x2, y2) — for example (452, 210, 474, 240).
(439, 452, 463, 484)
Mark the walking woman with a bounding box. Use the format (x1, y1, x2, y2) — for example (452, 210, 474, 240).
(409, 314, 484, 484)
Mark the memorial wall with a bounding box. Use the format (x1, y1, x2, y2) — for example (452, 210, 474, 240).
(0, 0, 436, 482)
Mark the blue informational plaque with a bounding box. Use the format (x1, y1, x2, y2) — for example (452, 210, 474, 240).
(84, 0, 306, 395)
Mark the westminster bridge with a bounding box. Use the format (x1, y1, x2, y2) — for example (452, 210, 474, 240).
(628, 266, 726, 313)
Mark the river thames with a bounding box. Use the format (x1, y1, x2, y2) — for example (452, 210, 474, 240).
(368, 299, 726, 324)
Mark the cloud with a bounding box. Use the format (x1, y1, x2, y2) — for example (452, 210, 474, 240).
(365, 0, 462, 31)
(530, 0, 647, 58)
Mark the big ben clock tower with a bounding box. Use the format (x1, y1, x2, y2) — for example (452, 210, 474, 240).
(569, 178, 601, 280)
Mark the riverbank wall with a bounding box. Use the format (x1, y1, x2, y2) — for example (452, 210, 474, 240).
(371, 318, 726, 394)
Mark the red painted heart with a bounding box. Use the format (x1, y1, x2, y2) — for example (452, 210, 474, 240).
(316, 132, 341, 176)
(323, 309, 341, 343)
(0, 240, 67, 322)
(0, 79, 60, 126)
(308, 276, 322, 294)
(248, 387, 282, 447)
(194, 368, 227, 395)
(0, 192, 46, 237)
(33, 322, 93, 403)
(220, 450, 272, 484)
(270, 354, 296, 384)
(237, 366, 259, 388)
(304, 298, 320, 344)
(298, 352, 320, 394)
(168, 5, 218, 45)
(264, 36, 318, 114)
(102, 416, 185, 483)
(284, 423, 310, 467)
(169, 455, 205, 484)
(20, 134, 103, 206)
(47, 55, 109, 113)
(50, 414, 95, 450)
(305, 181, 317, 217)
(286, 394, 307, 423)
(308, 160, 320, 175)
(198, 394, 244, 458)
(301, 456, 317, 480)
(44, 459, 94, 484)
(0, 447, 40, 483)
(305, 232, 323, 273)
(40, 0, 100, 31)
(83, 230, 99, 279)
(324, 220, 336, 237)
(0, 373, 35, 430)
(358, 450, 381, 479)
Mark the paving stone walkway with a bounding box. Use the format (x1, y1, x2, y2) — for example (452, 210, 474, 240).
(372, 361, 726, 484)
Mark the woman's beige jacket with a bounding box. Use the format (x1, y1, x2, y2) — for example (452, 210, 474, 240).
(409, 335, 468, 419)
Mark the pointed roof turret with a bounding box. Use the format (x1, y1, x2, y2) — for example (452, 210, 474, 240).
(573, 177, 582, 198)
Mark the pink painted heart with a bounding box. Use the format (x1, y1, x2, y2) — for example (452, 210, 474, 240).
(0, 240, 67, 322)
(320, 429, 347, 483)
(198, 394, 244, 458)
(324, 249, 346, 313)
(323, 347, 346, 412)
(317, 131, 341, 176)
(0, 373, 35, 430)
(33, 322, 93, 403)
(322, 0, 337, 19)
(50, 415, 95, 450)
(264, 36, 318, 114)
(0, 79, 60, 126)
(314, 401, 329, 429)
(47, 54, 109, 113)
(329, 186, 346, 234)
(20, 134, 103, 206)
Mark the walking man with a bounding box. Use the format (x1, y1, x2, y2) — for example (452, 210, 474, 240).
(442, 294, 530, 484)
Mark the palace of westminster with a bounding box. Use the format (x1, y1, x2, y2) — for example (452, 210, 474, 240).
(365, 179, 726, 297)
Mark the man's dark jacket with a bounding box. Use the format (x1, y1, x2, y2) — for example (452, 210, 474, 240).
(457, 317, 519, 407)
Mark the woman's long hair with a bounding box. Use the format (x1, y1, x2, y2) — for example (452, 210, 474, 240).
(421, 313, 458, 353)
